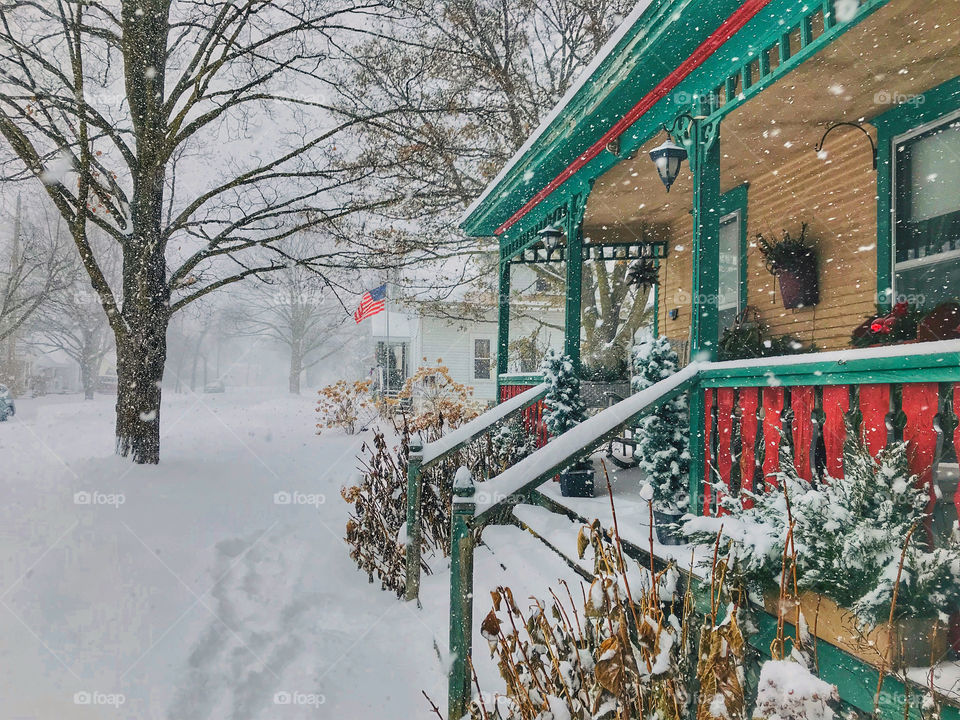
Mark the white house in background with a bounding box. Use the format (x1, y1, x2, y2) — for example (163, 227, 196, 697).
(368, 268, 564, 403)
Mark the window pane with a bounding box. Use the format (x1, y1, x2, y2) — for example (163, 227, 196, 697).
(474, 339, 491, 379)
(896, 118, 960, 262)
(718, 212, 740, 313)
(895, 256, 960, 307)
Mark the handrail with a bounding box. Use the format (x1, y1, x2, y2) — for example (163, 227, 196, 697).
(420, 382, 549, 467)
(701, 338, 960, 387)
(405, 381, 549, 602)
(472, 362, 701, 524)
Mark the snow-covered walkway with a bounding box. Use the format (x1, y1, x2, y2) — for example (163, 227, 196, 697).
(0, 391, 447, 719)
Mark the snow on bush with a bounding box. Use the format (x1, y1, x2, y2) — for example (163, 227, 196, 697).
(472, 519, 689, 720)
(684, 432, 960, 626)
(630, 337, 689, 514)
(753, 660, 838, 720)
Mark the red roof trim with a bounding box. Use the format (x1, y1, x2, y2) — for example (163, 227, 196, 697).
(494, 0, 775, 235)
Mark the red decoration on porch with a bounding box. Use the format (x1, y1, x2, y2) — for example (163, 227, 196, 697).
(858, 384, 890, 458)
(739, 387, 759, 509)
(703, 389, 714, 516)
(716, 388, 735, 514)
(791, 386, 815, 482)
(762, 386, 784, 490)
(821, 385, 850, 480)
(901, 383, 940, 532)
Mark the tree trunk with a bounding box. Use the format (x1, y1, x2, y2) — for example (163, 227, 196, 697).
(115, 314, 168, 464)
(80, 353, 96, 400)
(289, 341, 302, 394)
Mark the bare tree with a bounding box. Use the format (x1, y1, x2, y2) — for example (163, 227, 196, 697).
(32, 233, 119, 399)
(1, 196, 73, 346)
(0, 0, 423, 463)
(333, 0, 648, 364)
(228, 239, 352, 394)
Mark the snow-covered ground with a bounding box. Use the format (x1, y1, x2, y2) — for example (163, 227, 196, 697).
(0, 390, 451, 719)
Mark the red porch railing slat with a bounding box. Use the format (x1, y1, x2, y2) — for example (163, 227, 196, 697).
(859, 384, 891, 457)
(791, 386, 816, 482)
(821, 385, 850, 480)
(716, 388, 735, 514)
(739, 387, 759, 509)
(704, 388, 714, 516)
(762, 386, 785, 490)
(901, 383, 940, 525)
(955, 386, 960, 522)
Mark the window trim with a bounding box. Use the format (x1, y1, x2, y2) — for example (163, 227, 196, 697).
(873, 76, 960, 309)
(472, 336, 493, 381)
(717, 183, 749, 319)
(890, 106, 960, 298)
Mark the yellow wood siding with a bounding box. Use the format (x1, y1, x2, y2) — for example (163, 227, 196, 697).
(656, 132, 878, 353)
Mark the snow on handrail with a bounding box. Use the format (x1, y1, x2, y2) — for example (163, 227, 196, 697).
(703, 338, 960, 372)
(472, 362, 702, 520)
(420, 383, 549, 467)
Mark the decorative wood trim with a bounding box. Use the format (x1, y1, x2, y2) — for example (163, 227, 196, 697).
(901, 382, 941, 525)
(821, 385, 850, 479)
(762, 386, 785, 490)
(792, 386, 816, 481)
(859, 384, 891, 458)
(716, 388, 735, 513)
(739, 386, 759, 508)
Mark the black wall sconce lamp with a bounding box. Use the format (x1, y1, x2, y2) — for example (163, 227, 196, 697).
(815, 122, 878, 169)
(648, 113, 698, 192)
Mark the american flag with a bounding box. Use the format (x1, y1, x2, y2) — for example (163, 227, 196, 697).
(354, 284, 387, 323)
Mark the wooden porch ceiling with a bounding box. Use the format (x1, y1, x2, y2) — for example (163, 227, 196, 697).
(583, 0, 960, 233)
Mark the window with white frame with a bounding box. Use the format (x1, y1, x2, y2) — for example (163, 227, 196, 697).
(894, 111, 960, 306)
(717, 210, 742, 332)
(473, 338, 492, 379)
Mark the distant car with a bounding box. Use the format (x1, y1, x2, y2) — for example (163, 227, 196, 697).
(203, 380, 225, 394)
(0, 384, 15, 421)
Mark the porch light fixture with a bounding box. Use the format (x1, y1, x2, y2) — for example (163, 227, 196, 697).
(815, 122, 877, 169)
(538, 224, 564, 250)
(649, 138, 688, 192)
(648, 113, 696, 192)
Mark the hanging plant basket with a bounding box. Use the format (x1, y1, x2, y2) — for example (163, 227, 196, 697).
(757, 223, 820, 310)
(776, 258, 820, 309)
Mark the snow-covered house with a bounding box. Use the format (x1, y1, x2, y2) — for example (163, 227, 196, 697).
(368, 266, 565, 403)
(433, 1, 960, 717)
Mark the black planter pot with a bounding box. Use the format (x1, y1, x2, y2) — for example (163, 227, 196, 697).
(654, 510, 684, 545)
(559, 461, 595, 498)
(776, 258, 819, 309)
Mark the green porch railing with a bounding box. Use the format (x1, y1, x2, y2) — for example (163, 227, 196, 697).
(443, 340, 960, 720)
(404, 381, 549, 602)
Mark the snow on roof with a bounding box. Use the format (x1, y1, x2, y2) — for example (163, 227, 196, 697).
(458, 0, 657, 230)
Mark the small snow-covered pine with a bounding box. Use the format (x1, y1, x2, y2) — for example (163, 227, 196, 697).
(540, 349, 587, 436)
(630, 337, 689, 514)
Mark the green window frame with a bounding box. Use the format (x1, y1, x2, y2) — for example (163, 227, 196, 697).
(717, 183, 749, 334)
(874, 75, 960, 309)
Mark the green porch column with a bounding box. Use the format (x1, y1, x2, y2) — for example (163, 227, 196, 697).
(687, 117, 721, 515)
(448, 468, 476, 720)
(689, 121, 721, 358)
(563, 197, 586, 372)
(404, 438, 423, 602)
(496, 255, 510, 401)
